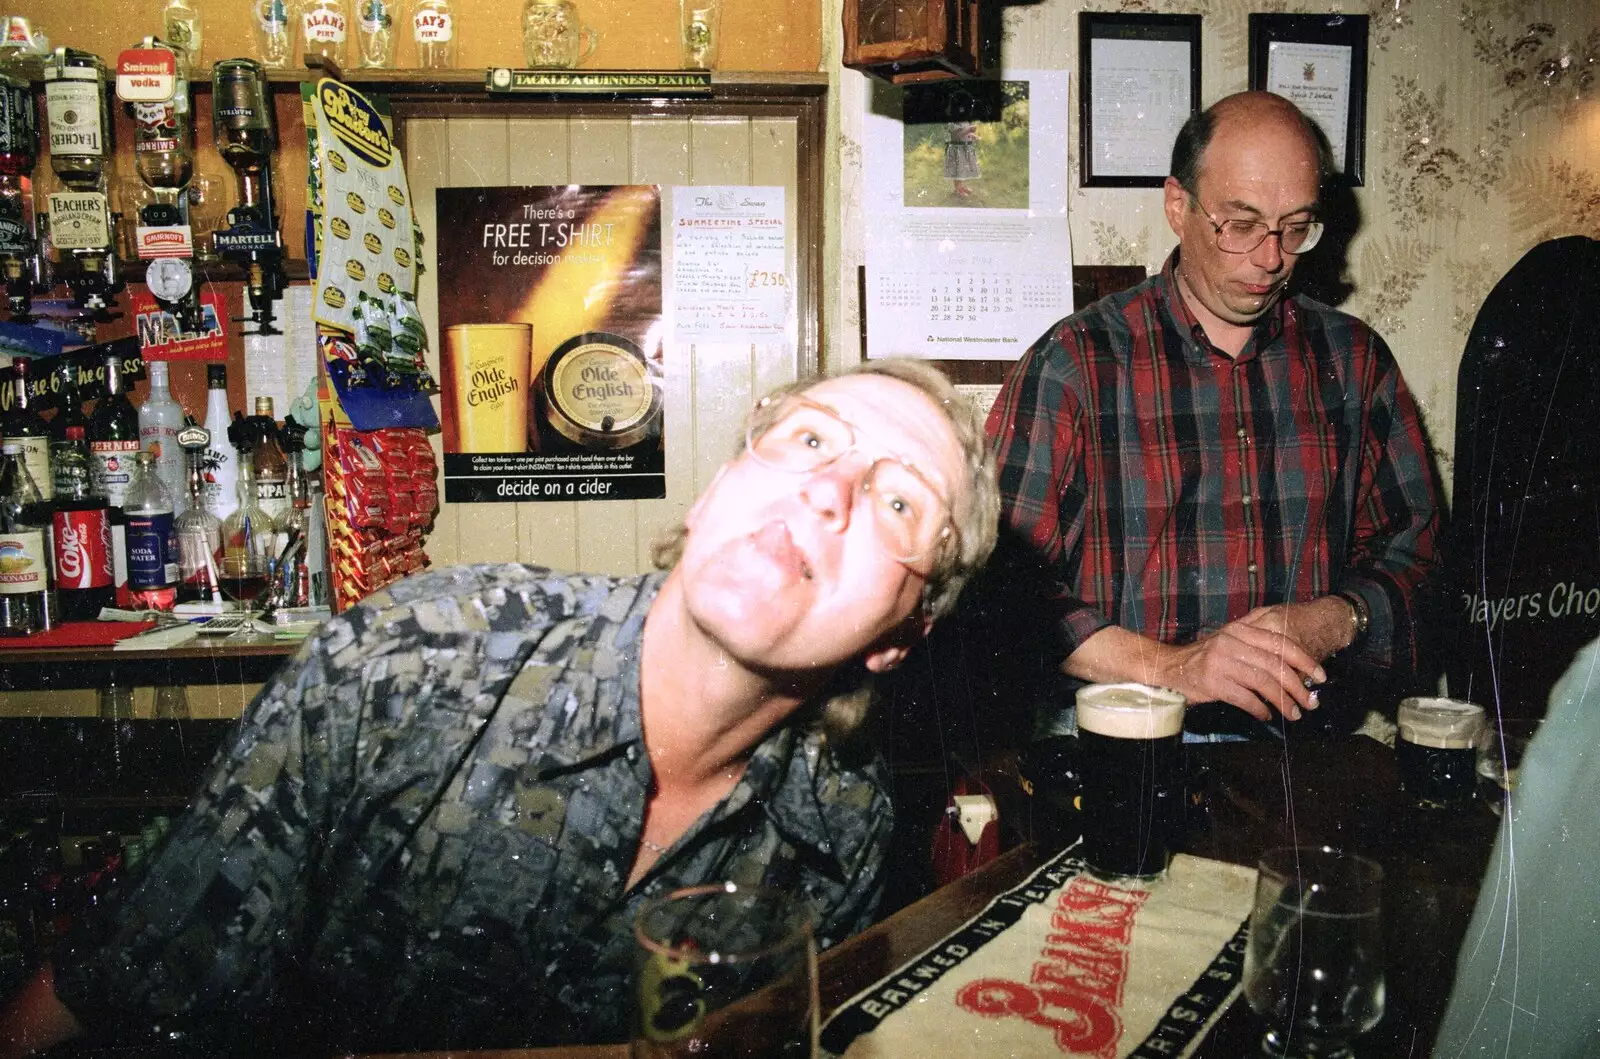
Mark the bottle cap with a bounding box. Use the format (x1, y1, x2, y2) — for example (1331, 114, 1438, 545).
(207, 363, 227, 386)
(254, 396, 274, 416)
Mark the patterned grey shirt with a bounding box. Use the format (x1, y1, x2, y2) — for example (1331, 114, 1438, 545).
(54, 565, 893, 1054)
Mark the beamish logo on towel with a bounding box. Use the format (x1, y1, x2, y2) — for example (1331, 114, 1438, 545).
(954, 875, 1149, 1058)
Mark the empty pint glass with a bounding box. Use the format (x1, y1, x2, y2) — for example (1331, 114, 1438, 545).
(1397, 697, 1485, 810)
(1076, 682, 1186, 879)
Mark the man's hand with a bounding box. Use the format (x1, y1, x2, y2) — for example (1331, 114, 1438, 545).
(1064, 595, 1358, 723)
(1154, 611, 1325, 722)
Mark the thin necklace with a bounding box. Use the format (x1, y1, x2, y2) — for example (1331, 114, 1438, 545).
(640, 836, 669, 855)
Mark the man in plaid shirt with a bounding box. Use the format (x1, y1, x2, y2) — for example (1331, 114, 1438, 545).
(987, 91, 1442, 737)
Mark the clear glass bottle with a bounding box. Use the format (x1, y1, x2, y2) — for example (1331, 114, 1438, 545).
(301, 0, 350, 70)
(356, 0, 396, 68)
(253, 0, 295, 69)
(138, 361, 188, 517)
(123, 450, 178, 612)
(161, 0, 204, 77)
(175, 422, 222, 605)
(218, 445, 274, 610)
(410, 0, 456, 69)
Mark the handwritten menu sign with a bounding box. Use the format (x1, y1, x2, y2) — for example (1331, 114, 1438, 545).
(671, 186, 789, 342)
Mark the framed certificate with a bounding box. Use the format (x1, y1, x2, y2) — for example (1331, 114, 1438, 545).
(1078, 13, 1201, 187)
(1249, 13, 1369, 187)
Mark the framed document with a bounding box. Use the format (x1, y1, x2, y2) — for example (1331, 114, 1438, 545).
(1249, 13, 1369, 186)
(1078, 13, 1201, 187)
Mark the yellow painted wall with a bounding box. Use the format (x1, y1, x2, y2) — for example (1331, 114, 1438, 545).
(4, 0, 821, 73)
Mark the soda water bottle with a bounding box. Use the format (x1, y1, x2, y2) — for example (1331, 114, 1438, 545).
(124, 450, 178, 611)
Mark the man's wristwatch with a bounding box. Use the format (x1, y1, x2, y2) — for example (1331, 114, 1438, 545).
(1335, 590, 1370, 650)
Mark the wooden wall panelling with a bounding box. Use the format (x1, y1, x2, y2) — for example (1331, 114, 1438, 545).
(444, 118, 520, 566)
(686, 117, 762, 512)
(630, 116, 694, 573)
(748, 117, 804, 402)
(507, 118, 582, 573)
(405, 117, 456, 569)
(566, 117, 641, 575)
(394, 83, 823, 579)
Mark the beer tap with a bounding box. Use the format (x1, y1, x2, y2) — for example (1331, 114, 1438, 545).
(42, 47, 123, 317)
(211, 58, 285, 335)
(118, 39, 203, 333)
(0, 72, 39, 320)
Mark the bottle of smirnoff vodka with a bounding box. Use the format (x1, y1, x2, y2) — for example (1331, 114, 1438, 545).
(410, 0, 455, 69)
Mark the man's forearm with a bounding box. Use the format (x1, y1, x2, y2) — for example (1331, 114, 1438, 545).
(1062, 625, 1175, 686)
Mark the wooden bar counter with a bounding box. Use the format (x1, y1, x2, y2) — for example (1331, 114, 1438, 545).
(354, 736, 1499, 1059)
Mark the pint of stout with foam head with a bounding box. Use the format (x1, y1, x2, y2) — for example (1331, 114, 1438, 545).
(1396, 697, 1485, 811)
(1076, 682, 1187, 879)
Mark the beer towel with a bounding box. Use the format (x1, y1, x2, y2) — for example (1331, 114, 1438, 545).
(820, 846, 1257, 1059)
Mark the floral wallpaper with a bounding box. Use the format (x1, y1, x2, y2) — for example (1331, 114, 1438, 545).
(827, 0, 1600, 490)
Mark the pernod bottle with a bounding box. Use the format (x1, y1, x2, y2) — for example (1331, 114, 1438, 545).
(87, 351, 140, 512)
(123, 450, 178, 611)
(0, 441, 51, 635)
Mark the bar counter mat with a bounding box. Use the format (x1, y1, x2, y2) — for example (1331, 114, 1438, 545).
(821, 845, 1256, 1058)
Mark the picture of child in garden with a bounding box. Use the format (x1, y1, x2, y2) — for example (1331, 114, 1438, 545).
(903, 80, 1029, 210)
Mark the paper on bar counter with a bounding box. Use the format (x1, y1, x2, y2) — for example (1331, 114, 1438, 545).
(820, 848, 1257, 1059)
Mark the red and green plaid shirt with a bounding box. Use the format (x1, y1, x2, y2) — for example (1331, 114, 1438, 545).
(986, 251, 1442, 675)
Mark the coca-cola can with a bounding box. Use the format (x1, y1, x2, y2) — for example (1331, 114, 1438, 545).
(52, 507, 114, 589)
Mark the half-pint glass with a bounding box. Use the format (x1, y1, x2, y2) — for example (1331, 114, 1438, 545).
(443, 323, 532, 453)
(632, 883, 816, 1058)
(1076, 682, 1187, 879)
(1397, 697, 1485, 810)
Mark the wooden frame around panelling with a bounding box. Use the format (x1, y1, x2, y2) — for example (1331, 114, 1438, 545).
(385, 80, 827, 574)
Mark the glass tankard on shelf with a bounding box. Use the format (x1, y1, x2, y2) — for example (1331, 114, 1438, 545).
(521, 0, 598, 69)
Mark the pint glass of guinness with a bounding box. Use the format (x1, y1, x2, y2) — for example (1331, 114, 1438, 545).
(1396, 697, 1485, 811)
(1076, 683, 1187, 879)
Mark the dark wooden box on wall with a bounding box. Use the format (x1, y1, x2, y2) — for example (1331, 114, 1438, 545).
(842, 0, 983, 84)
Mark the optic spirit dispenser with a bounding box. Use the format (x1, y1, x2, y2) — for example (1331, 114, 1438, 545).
(211, 58, 285, 334)
(43, 47, 123, 315)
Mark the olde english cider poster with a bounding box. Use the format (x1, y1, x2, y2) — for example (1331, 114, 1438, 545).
(434, 185, 664, 503)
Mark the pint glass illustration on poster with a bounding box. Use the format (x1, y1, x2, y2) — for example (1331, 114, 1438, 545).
(434, 184, 664, 503)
